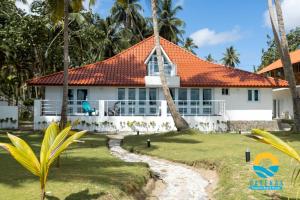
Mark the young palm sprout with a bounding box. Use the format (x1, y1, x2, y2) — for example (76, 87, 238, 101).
(0, 123, 86, 200)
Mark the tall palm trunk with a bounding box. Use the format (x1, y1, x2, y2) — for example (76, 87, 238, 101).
(268, 0, 300, 132)
(150, 0, 189, 131)
(60, 0, 69, 130)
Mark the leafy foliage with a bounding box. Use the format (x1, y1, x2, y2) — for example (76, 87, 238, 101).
(259, 27, 300, 70)
(221, 46, 240, 67)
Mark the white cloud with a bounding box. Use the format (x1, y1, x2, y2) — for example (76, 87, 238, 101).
(190, 27, 242, 47)
(16, 0, 34, 14)
(175, 0, 185, 7)
(264, 0, 300, 31)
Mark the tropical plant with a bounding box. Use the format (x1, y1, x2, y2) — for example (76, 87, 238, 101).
(205, 54, 216, 63)
(183, 37, 198, 55)
(0, 123, 87, 200)
(259, 28, 300, 69)
(267, 0, 300, 132)
(251, 129, 300, 182)
(157, 0, 185, 44)
(221, 46, 240, 67)
(150, 0, 189, 131)
(44, 0, 96, 129)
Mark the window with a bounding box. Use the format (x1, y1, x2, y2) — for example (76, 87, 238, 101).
(248, 90, 252, 101)
(128, 88, 136, 114)
(118, 88, 125, 101)
(147, 52, 175, 76)
(68, 89, 74, 104)
(139, 88, 146, 105)
(178, 88, 187, 105)
(128, 88, 136, 104)
(248, 89, 260, 101)
(170, 88, 176, 100)
(77, 89, 88, 101)
(118, 88, 126, 113)
(149, 88, 157, 105)
(222, 88, 229, 95)
(203, 89, 212, 105)
(190, 89, 200, 105)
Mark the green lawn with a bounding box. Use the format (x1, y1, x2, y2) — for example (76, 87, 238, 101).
(123, 130, 300, 200)
(0, 130, 150, 200)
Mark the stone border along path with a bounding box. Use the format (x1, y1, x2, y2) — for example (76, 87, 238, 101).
(108, 136, 209, 200)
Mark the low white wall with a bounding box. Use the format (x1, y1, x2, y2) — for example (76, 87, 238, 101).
(0, 106, 18, 129)
(34, 115, 227, 133)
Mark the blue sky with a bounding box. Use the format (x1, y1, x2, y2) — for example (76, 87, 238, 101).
(90, 0, 300, 72)
(16, 0, 300, 72)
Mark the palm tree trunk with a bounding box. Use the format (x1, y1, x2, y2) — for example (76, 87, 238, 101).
(150, 0, 189, 131)
(268, 0, 300, 132)
(60, 0, 69, 130)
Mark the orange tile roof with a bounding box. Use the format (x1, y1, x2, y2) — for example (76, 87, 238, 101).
(27, 36, 288, 88)
(257, 49, 300, 74)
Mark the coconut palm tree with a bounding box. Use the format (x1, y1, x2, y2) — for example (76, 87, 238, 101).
(158, 0, 185, 44)
(183, 37, 198, 55)
(151, 0, 189, 131)
(45, 0, 96, 129)
(221, 46, 240, 67)
(268, 0, 300, 131)
(111, 0, 143, 29)
(205, 54, 216, 63)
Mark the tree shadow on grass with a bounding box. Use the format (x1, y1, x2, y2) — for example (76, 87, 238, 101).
(45, 189, 105, 200)
(262, 194, 297, 200)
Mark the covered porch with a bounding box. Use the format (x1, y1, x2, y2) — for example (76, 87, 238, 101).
(34, 99, 226, 132)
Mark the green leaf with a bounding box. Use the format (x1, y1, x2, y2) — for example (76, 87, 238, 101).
(48, 130, 87, 165)
(40, 123, 59, 165)
(0, 143, 40, 176)
(251, 129, 300, 162)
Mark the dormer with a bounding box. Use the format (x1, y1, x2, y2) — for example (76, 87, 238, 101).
(144, 47, 180, 87)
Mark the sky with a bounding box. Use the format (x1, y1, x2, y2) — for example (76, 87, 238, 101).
(16, 0, 300, 72)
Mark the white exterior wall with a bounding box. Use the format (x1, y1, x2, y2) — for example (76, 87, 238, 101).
(36, 86, 274, 132)
(0, 106, 18, 129)
(215, 88, 273, 121)
(273, 88, 294, 119)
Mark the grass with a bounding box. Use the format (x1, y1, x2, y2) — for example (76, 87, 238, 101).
(123, 130, 300, 200)
(0, 130, 150, 200)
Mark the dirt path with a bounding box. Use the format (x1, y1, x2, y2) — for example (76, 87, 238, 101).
(108, 136, 209, 200)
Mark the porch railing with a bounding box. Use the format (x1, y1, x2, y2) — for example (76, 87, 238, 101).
(38, 100, 225, 117)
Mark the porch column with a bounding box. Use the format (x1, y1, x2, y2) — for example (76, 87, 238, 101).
(161, 100, 167, 117)
(34, 100, 41, 130)
(99, 100, 105, 118)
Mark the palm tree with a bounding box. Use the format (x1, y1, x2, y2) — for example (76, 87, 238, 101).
(158, 0, 185, 44)
(183, 37, 198, 55)
(99, 17, 130, 59)
(45, 0, 96, 129)
(0, 123, 86, 200)
(111, 0, 143, 29)
(268, 0, 300, 131)
(151, 0, 189, 131)
(221, 46, 240, 67)
(205, 54, 216, 63)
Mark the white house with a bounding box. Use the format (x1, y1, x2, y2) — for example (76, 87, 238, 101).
(257, 49, 300, 119)
(28, 36, 288, 133)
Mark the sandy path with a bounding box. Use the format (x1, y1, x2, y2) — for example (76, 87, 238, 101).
(108, 137, 208, 200)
